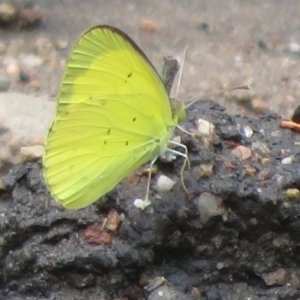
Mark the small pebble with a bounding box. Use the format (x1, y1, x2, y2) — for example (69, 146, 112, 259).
(145, 277, 166, 292)
(198, 163, 214, 178)
(281, 156, 293, 164)
(134, 198, 151, 210)
(244, 164, 256, 176)
(20, 145, 44, 161)
(140, 19, 159, 32)
(196, 192, 226, 224)
(285, 188, 300, 200)
(84, 224, 112, 245)
(262, 268, 289, 286)
(105, 209, 121, 231)
(146, 277, 182, 299)
(251, 141, 270, 155)
(197, 118, 215, 136)
(271, 130, 283, 137)
(216, 262, 225, 270)
(156, 175, 175, 192)
(243, 125, 253, 138)
(258, 168, 273, 181)
(232, 145, 252, 160)
(261, 157, 271, 165)
(251, 98, 269, 113)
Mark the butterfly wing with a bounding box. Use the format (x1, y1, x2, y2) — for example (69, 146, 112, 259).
(43, 25, 177, 209)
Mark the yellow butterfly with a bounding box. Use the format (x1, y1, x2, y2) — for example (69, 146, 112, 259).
(43, 25, 186, 210)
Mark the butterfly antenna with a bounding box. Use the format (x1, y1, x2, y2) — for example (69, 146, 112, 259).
(166, 141, 190, 193)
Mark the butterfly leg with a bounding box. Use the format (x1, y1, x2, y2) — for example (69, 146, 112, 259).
(134, 156, 158, 210)
(166, 141, 190, 194)
(176, 124, 197, 138)
(145, 155, 158, 202)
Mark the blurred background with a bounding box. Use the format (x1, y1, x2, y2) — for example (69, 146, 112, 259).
(1, 0, 300, 174)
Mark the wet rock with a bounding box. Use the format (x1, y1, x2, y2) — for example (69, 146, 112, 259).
(1, 100, 300, 299)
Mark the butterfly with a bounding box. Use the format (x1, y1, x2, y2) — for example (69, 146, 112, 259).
(43, 25, 187, 209)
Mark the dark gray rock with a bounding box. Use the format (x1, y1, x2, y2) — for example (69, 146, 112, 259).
(1, 99, 300, 299)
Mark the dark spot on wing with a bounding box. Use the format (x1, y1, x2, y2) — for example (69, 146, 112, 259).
(124, 72, 133, 84)
(132, 117, 136, 122)
(126, 141, 129, 146)
(107, 129, 111, 135)
(104, 140, 107, 145)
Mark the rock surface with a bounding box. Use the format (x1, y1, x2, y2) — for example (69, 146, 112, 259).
(1, 99, 300, 299)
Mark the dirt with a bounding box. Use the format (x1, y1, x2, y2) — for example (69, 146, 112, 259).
(1, 1, 300, 299)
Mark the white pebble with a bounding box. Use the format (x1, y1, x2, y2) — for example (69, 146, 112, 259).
(197, 118, 215, 136)
(156, 175, 175, 192)
(133, 199, 151, 210)
(281, 156, 293, 164)
(243, 125, 253, 138)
